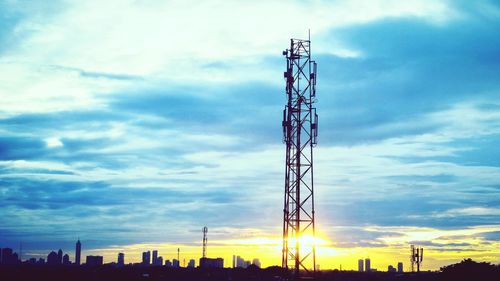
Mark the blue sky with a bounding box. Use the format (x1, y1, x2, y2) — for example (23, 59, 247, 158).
(1, 0, 499, 269)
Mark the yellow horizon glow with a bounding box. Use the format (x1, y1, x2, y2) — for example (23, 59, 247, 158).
(77, 225, 500, 271)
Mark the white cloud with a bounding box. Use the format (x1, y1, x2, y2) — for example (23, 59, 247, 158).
(45, 137, 63, 148)
(0, 62, 133, 116)
(11, 0, 457, 73)
(0, 0, 460, 115)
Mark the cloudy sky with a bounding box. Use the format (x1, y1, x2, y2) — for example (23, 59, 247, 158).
(1, 0, 499, 270)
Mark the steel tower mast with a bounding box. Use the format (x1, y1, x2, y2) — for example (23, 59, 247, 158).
(282, 36, 318, 277)
(202, 226, 208, 258)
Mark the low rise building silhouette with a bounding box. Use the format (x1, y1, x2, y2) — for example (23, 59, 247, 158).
(398, 262, 404, 272)
(86, 255, 103, 266)
(199, 257, 224, 268)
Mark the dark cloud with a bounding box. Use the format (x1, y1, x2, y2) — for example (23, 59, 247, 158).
(329, 227, 398, 248)
(0, 110, 126, 131)
(409, 240, 471, 247)
(79, 70, 143, 81)
(316, 15, 500, 145)
(481, 231, 500, 241)
(0, 136, 47, 160)
(387, 174, 457, 184)
(320, 193, 500, 229)
(0, 175, 270, 248)
(0, 177, 244, 210)
(108, 81, 284, 145)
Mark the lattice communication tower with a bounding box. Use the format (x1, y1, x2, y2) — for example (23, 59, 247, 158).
(281, 35, 318, 277)
(202, 226, 208, 258)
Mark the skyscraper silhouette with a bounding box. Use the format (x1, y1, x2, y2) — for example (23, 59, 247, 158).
(75, 239, 81, 266)
(57, 249, 63, 265)
(142, 251, 151, 265)
(365, 258, 371, 272)
(152, 250, 158, 265)
(358, 259, 364, 272)
(118, 253, 124, 266)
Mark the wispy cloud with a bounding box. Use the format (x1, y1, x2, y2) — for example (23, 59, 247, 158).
(433, 207, 500, 218)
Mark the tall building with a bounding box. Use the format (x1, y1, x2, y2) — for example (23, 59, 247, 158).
(252, 258, 261, 268)
(117, 253, 125, 266)
(165, 259, 172, 267)
(86, 255, 103, 266)
(188, 259, 195, 268)
(47, 251, 59, 265)
(1, 248, 11, 264)
(397, 262, 403, 273)
(388, 265, 396, 272)
(11, 252, 19, 264)
(234, 256, 251, 268)
(232, 255, 236, 268)
(152, 250, 158, 265)
(63, 254, 70, 265)
(173, 259, 180, 268)
(157, 256, 163, 266)
(75, 239, 81, 265)
(1, 248, 19, 265)
(365, 258, 371, 272)
(57, 249, 63, 264)
(358, 259, 364, 272)
(142, 251, 151, 265)
(236, 256, 245, 268)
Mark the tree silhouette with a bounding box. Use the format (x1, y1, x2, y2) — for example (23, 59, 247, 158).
(440, 258, 499, 281)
